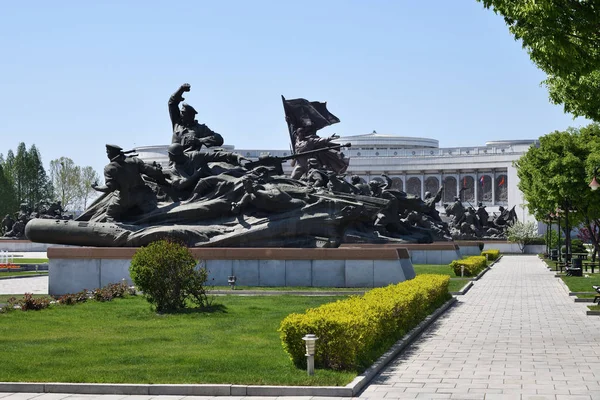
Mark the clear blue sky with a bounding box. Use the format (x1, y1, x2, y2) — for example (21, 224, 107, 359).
(0, 1, 589, 178)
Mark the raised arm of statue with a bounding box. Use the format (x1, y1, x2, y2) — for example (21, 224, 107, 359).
(168, 83, 191, 130)
(93, 166, 118, 193)
(381, 174, 392, 190)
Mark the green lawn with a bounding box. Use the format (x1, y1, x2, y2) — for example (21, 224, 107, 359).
(3, 258, 48, 264)
(209, 286, 367, 292)
(448, 279, 471, 293)
(0, 295, 358, 386)
(413, 264, 459, 277)
(560, 275, 600, 292)
(0, 294, 50, 303)
(0, 271, 48, 278)
(413, 264, 473, 293)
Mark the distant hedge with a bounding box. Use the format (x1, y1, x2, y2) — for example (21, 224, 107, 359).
(279, 274, 451, 371)
(450, 256, 487, 277)
(481, 249, 500, 261)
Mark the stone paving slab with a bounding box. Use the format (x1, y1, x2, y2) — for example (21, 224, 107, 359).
(0, 276, 48, 294)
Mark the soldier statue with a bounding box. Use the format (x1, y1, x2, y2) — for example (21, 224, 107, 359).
(351, 175, 371, 196)
(92, 144, 166, 222)
(169, 83, 224, 151)
(1, 214, 14, 236)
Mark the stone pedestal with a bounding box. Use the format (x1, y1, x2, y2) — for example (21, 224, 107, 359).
(47, 247, 415, 296)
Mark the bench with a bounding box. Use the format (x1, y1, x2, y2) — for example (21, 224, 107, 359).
(594, 286, 600, 304)
(565, 267, 583, 277)
(555, 261, 569, 273)
(584, 263, 600, 274)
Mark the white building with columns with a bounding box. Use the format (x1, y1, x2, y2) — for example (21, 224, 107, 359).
(135, 132, 539, 225)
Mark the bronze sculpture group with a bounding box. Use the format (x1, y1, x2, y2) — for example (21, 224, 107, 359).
(24, 83, 513, 247)
(2, 201, 72, 239)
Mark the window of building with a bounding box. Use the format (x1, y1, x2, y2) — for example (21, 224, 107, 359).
(477, 175, 492, 202)
(407, 177, 421, 197)
(443, 177, 457, 202)
(495, 174, 508, 202)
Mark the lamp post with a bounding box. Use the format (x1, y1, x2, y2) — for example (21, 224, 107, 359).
(564, 200, 572, 262)
(227, 275, 236, 290)
(545, 214, 552, 257)
(302, 334, 318, 376)
(555, 208, 562, 262)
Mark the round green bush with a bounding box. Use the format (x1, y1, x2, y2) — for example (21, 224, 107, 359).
(129, 240, 208, 312)
(561, 239, 587, 254)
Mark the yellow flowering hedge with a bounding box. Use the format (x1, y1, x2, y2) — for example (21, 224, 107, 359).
(481, 249, 500, 261)
(279, 274, 450, 371)
(450, 255, 487, 277)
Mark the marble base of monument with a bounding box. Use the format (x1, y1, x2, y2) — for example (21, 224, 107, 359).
(455, 241, 546, 255)
(47, 247, 415, 296)
(341, 242, 461, 264)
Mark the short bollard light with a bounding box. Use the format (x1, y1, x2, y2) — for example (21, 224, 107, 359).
(460, 265, 464, 278)
(302, 334, 318, 376)
(228, 275, 237, 290)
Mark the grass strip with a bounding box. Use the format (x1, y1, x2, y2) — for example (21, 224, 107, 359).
(2, 258, 49, 264)
(0, 271, 48, 278)
(0, 294, 49, 303)
(560, 276, 600, 293)
(448, 279, 471, 293)
(413, 264, 459, 277)
(0, 295, 357, 386)
(209, 286, 368, 292)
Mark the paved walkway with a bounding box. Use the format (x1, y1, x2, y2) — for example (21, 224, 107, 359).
(0, 276, 47, 294)
(361, 255, 600, 399)
(2, 256, 600, 399)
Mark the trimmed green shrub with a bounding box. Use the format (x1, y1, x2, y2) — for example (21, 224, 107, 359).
(450, 256, 487, 277)
(561, 240, 586, 254)
(525, 237, 546, 245)
(279, 274, 451, 371)
(481, 249, 500, 261)
(129, 240, 209, 312)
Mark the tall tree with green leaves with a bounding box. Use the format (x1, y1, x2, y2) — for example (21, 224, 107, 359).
(1, 143, 53, 210)
(49, 157, 81, 211)
(516, 123, 600, 258)
(79, 166, 101, 210)
(0, 163, 18, 219)
(478, 0, 600, 121)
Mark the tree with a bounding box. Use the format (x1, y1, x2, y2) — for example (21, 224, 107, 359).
(515, 123, 600, 259)
(26, 145, 53, 207)
(0, 164, 18, 219)
(1, 143, 53, 210)
(48, 157, 102, 212)
(79, 166, 101, 210)
(49, 157, 81, 211)
(478, 1, 600, 121)
(507, 221, 540, 253)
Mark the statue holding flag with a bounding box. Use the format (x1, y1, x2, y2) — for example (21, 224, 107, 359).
(281, 96, 349, 179)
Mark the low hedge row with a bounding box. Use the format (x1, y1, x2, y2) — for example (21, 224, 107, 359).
(279, 274, 451, 371)
(450, 255, 487, 277)
(481, 249, 500, 261)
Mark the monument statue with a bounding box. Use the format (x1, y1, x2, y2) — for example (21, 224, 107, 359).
(282, 96, 349, 179)
(90, 144, 167, 222)
(25, 86, 454, 247)
(169, 83, 224, 151)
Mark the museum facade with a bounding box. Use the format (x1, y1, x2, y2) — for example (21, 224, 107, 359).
(135, 132, 539, 225)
